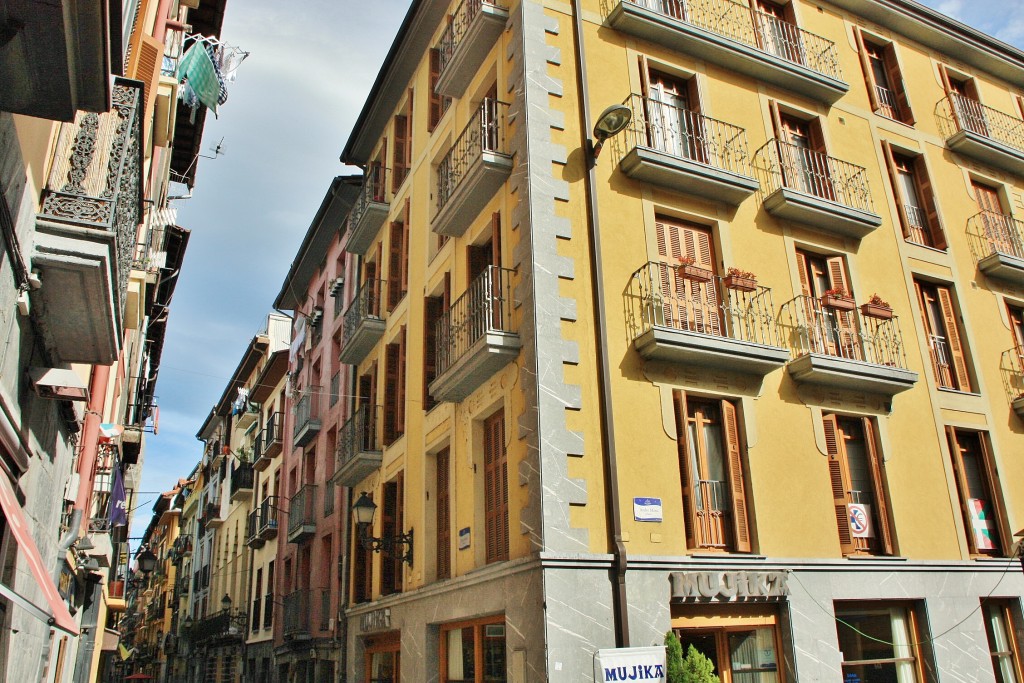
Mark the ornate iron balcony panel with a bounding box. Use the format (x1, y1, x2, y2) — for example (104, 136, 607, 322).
(435, 0, 509, 98)
(937, 93, 1024, 175)
(340, 280, 386, 366)
(334, 405, 383, 487)
(967, 210, 1024, 285)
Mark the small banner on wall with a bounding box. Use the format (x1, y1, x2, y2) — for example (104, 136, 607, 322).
(595, 646, 667, 682)
(847, 503, 873, 538)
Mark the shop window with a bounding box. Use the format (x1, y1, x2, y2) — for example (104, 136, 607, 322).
(366, 632, 401, 683)
(672, 392, 752, 553)
(984, 601, 1023, 683)
(673, 604, 784, 683)
(854, 29, 913, 123)
(881, 143, 945, 249)
(822, 414, 894, 556)
(483, 409, 509, 564)
(440, 616, 507, 683)
(946, 428, 1010, 556)
(834, 602, 935, 683)
(914, 280, 972, 392)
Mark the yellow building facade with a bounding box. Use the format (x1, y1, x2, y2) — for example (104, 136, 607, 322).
(328, 0, 1024, 680)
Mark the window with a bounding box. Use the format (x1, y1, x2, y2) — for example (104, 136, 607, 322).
(352, 494, 373, 604)
(822, 414, 893, 556)
(673, 605, 784, 683)
(854, 29, 913, 123)
(655, 217, 721, 334)
(946, 428, 1010, 556)
(752, 0, 803, 64)
(972, 181, 1020, 257)
(392, 92, 413, 191)
(428, 49, 451, 131)
(366, 632, 400, 683)
(441, 616, 506, 683)
(796, 250, 860, 360)
(435, 447, 451, 580)
(835, 602, 934, 683)
(387, 199, 410, 311)
(380, 476, 404, 596)
(941, 67, 987, 136)
(264, 561, 274, 628)
(423, 276, 449, 411)
(914, 280, 971, 391)
(672, 392, 751, 552)
(983, 601, 1023, 683)
(483, 408, 509, 564)
(1009, 304, 1024, 353)
(640, 65, 705, 162)
(771, 105, 833, 201)
(383, 328, 406, 445)
(881, 143, 945, 248)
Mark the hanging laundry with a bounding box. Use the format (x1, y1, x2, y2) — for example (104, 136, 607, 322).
(217, 45, 248, 83)
(177, 41, 221, 113)
(205, 42, 229, 106)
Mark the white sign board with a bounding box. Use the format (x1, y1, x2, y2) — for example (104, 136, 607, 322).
(595, 646, 667, 682)
(847, 503, 873, 538)
(633, 497, 663, 522)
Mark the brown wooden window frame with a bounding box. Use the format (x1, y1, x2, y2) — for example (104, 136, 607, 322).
(483, 408, 509, 564)
(391, 92, 413, 192)
(672, 390, 752, 553)
(379, 475, 404, 596)
(834, 601, 936, 683)
(983, 600, 1024, 683)
(439, 615, 506, 683)
(914, 279, 972, 392)
(383, 328, 407, 446)
(945, 427, 1011, 557)
(428, 48, 452, 132)
(881, 142, 946, 249)
(854, 28, 914, 124)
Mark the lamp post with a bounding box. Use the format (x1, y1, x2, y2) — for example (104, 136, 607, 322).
(221, 593, 232, 613)
(352, 492, 414, 566)
(136, 547, 157, 575)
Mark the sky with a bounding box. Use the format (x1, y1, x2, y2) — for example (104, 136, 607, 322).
(131, 0, 1024, 530)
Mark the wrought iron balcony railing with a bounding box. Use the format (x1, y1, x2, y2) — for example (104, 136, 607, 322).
(936, 93, 1024, 154)
(622, 0, 842, 82)
(229, 463, 254, 498)
(293, 387, 322, 448)
(348, 165, 388, 234)
(190, 610, 246, 643)
(778, 295, 911, 369)
(246, 509, 259, 545)
(753, 139, 875, 215)
(337, 404, 382, 469)
(258, 495, 280, 537)
(967, 210, 1024, 262)
(438, 0, 508, 75)
(283, 589, 311, 637)
(343, 280, 386, 344)
(626, 263, 783, 348)
(436, 266, 517, 377)
(436, 98, 511, 213)
(287, 484, 317, 538)
(1000, 347, 1024, 410)
(621, 93, 753, 175)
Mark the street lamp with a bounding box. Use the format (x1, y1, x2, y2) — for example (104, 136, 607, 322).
(352, 492, 414, 566)
(221, 593, 232, 612)
(589, 103, 632, 160)
(136, 547, 157, 575)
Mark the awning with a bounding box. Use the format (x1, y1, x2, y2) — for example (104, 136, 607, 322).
(102, 628, 120, 652)
(0, 472, 79, 635)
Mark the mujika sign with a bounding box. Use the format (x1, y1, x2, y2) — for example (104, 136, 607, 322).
(670, 571, 789, 601)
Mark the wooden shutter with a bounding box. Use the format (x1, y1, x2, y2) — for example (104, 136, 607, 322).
(883, 44, 913, 124)
(823, 414, 856, 555)
(861, 419, 893, 555)
(721, 401, 751, 553)
(392, 114, 408, 192)
(768, 101, 784, 140)
(429, 48, 443, 131)
(396, 328, 406, 436)
(976, 433, 1011, 554)
(853, 28, 881, 114)
(914, 155, 946, 249)
(655, 218, 720, 334)
(436, 447, 451, 579)
(423, 296, 443, 410)
(672, 390, 697, 550)
(913, 281, 942, 383)
(127, 31, 163, 127)
(387, 220, 403, 311)
(946, 427, 978, 554)
(380, 481, 399, 595)
(491, 212, 502, 268)
(384, 343, 399, 445)
(353, 495, 372, 602)
(881, 142, 913, 238)
(400, 199, 410, 298)
(826, 257, 860, 359)
(936, 286, 971, 391)
(484, 409, 509, 563)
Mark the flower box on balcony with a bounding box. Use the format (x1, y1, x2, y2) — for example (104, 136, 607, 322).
(676, 264, 713, 283)
(860, 303, 893, 320)
(821, 294, 855, 311)
(724, 274, 758, 292)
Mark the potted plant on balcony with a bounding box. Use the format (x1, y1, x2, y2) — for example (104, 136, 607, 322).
(860, 294, 893, 320)
(675, 256, 713, 283)
(820, 287, 855, 311)
(724, 267, 758, 292)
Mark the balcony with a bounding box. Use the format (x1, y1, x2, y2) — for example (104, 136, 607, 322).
(229, 463, 254, 502)
(287, 484, 317, 543)
(333, 405, 383, 487)
(203, 501, 224, 529)
(257, 496, 280, 542)
(32, 79, 144, 364)
(346, 166, 390, 257)
(339, 280, 386, 366)
(999, 348, 1024, 418)
(626, 263, 789, 375)
(283, 589, 311, 640)
(292, 387, 322, 449)
(233, 402, 260, 431)
(607, 0, 847, 104)
(246, 509, 263, 549)
(753, 139, 882, 239)
(967, 211, 1024, 285)
(191, 610, 246, 643)
(432, 99, 513, 238)
(435, 0, 510, 98)
(778, 295, 918, 396)
(936, 93, 1024, 176)
(430, 266, 520, 402)
(253, 412, 284, 471)
(618, 94, 758, 204)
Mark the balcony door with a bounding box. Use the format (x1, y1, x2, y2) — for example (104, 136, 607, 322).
(656, 217, 721, 335)
(644, 70, 706, 163)
(752, 0, 804, 65)
(796, 251, 860, 360)
(973, 181, 1016, 256)
(944, 70, 989, 137)
(777, 113, 835, 201)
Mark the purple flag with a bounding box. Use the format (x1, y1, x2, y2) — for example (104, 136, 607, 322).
(109, 467, 128, 527)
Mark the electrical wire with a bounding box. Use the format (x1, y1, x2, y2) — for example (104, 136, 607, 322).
(789, 550, 1020, 648)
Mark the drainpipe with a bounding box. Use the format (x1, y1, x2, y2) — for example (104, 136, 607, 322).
(569, 0, 630, 648)
(73, 365, 111, 520)
(152, 0, 173, 43)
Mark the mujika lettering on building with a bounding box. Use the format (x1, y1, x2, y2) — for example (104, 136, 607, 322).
(670, 571, 789, 601)
(603, 664, 666, 681)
